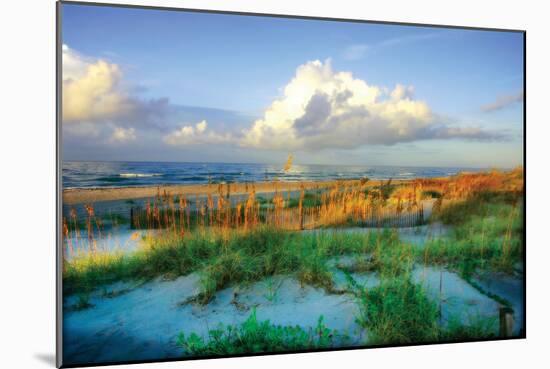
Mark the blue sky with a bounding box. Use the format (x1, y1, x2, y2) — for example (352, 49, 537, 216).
(61, 3, 524, 168)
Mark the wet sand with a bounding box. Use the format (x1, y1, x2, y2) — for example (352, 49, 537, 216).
(63, 179, 414, 205)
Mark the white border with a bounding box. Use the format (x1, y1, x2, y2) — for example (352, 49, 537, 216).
(1, 1, 548, 369)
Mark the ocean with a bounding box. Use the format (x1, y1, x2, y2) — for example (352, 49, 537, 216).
(62, 161, 486, 189)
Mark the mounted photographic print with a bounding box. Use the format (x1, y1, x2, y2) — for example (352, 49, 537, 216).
(57, 1, 525, 367)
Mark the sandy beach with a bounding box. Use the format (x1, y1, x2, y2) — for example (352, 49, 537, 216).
(62, 178, 416, 205)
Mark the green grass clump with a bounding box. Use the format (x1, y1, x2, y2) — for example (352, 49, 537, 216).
(335, 228, 413, 277)
(442, 316, 498, 341)
(378, 179, 397, 200)
(351, 274, 440, 344)
(193, 228, 394, 303)
(63, 252, 144, 295)
(177, 309, 342, 356)
(348, 272, 498, 345)
(63, 226, 397, 299)
(436, 191, 521, 225)
(287, 192, 323, 208)
(66, 212, 130, 230)
(424, 191, 523, 274)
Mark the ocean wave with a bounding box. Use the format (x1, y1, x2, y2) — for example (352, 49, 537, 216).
(197, 171, 250, 177)
(62, 162, 483, 189)
(179, 176, 208, 182)
(119, 173, 161, 178)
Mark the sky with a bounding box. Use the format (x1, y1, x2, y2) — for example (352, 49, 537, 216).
(61, 3, 524, 168)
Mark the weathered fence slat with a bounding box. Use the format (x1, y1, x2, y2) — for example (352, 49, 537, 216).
(130, 203, 426, 230)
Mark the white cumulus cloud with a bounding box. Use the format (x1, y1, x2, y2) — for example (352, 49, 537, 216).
(62, 45, 170, 129)
(62, 44, 131, 123)
(164, 120, 233, 146)
(241, 60, 502, 151)
(109, 127, 137, 144)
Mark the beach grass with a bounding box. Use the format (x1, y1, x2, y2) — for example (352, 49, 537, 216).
(350, 273, 440, 344)
(177, 309, 343, 356)
(61, 168, 524, 355)
(421, 190, 524, 276)
(62, 174, 523, 349)
(177, 269, 499, 354)
(64, 186, 524, 301)
(63, 226, 393, 297)
(346, 271, 498, 345)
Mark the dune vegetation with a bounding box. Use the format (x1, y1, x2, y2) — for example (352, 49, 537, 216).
(62, 168, 523, 351)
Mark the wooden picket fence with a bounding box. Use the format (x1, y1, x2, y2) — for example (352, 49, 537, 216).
(129, 203, 425, 231)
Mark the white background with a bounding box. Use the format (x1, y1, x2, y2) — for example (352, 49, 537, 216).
(0, 0, 548, 368)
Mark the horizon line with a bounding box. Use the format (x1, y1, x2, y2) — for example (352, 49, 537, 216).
(62, 159, 517, 170)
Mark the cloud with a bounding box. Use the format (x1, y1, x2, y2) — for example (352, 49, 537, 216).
(62, 44, 170, 127)
(62, 121, 102, 138)
(62, 45, 130, 123)
(418, 125, 506, 141)
(164, 120, 233, 146)
(481, 91, 524, 112)
(342, 32, 442, 61)
(390, 84, 415, 100)
(241, 60, 501, 151)
(109, 127, 137, 144)
(377, 32, 441, 48)
(62, 46, 507, 157)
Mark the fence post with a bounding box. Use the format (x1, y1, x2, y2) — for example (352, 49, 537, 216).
(499, 307, 514, 337)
